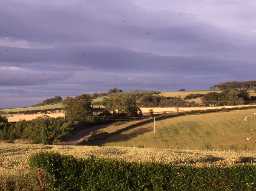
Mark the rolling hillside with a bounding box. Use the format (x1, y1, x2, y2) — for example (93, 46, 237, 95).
(95, 108, 256, 150)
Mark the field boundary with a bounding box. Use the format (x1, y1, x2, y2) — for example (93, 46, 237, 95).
(3, 104, 256, 123)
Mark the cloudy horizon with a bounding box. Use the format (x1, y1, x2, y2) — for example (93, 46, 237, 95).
(1, 0, 256, 108)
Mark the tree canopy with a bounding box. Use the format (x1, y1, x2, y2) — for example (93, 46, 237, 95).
(103, 93, 140, 117)
(63, 95, 93, 122)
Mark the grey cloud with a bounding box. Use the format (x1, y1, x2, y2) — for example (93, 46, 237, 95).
(0, 65, 72, 86)
(0, 0, 256, 107)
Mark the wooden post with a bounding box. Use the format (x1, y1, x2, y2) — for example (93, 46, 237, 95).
(153, 116, 156, 135)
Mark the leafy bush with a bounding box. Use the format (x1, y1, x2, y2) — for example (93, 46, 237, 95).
(138, 95, 198, 107)
(63, 95, 93, 122)
(0, 117, 73, 144)
(30, 152, 256, 191)
(0, 115, 12, 140)
(103, 93, 140, 117)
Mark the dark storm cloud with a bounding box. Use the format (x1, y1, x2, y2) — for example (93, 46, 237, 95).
(0, 0, 256, 107)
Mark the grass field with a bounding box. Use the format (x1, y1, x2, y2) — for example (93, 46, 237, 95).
(99, 108, 256, 150)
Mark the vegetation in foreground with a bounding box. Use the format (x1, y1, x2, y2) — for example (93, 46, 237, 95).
(1, 143, 256, 190)
(28, 152, 256, 191)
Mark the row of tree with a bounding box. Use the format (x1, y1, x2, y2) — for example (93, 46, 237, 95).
(202, 89, 252, 106)
(211, 81, 256, 90)
(63, 93, 142, 122)
(137, 94, 198, 107)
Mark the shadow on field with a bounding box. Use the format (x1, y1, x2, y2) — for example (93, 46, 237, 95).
(174, 155, 224, 165)
(87, 127, 152, 145)
(86, 118, 154, 145)
(236, 157, 256, 164)
(87, 114, 184, 145)
(63, 108, 246, 145)
(60, 122, 114, 145)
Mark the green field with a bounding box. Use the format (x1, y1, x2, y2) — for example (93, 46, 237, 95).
(101, 108, 256, 150)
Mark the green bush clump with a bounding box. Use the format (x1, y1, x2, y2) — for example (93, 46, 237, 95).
(0, 117, 73, 144)
(30, 152, 256, 191)
(137, 94, 199, 107)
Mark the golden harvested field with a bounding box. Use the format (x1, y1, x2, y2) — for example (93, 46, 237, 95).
(102, 108, 256, 150)
(1, 143, 256, 177)
(6, 111, 65, 123)
(160, 90, 218, 98)
(161, 90, 256, 98)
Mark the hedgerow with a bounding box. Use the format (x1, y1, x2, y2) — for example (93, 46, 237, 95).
(0, 117, 73, 144)
(30, 152, 256, 191)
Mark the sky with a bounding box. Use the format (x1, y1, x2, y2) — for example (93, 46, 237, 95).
(1, 0, 256, 107)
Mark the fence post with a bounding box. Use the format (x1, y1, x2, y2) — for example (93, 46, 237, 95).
(153, 116, 156, 135)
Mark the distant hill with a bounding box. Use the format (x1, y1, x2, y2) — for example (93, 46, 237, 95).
(34, 96, 63, 106)
(211, 80, 256, 90)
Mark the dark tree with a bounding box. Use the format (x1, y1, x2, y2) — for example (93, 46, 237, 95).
(35, 96, 63, 106)
(103, 93, 140, 117)
(108, 88, 123, 94)
(211, 81, 256, 90)
(0, 115, 11, 139)
(203, 89, 249, 106)
(63, 95, 93, 122)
